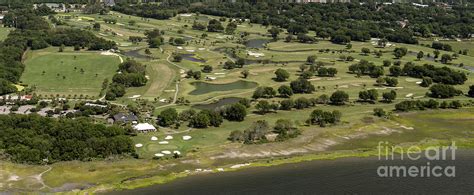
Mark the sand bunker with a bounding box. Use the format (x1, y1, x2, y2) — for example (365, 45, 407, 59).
(183, 135, 192, 141)
(159, 141, 169, 145)
(135, 143, 143, 148)
(154, 153, 164, 157)
(405, 93, 414, 98)
(326, 77, 341, 81)
(405, 78, 422, 82)
(400, 125, 414, 130)
(161, 150, 172, 155)
(247, 50, 265, 58)
(165, 135, 174, 140)
(230, 163, 250, 169)
(151, 136, 158, 141)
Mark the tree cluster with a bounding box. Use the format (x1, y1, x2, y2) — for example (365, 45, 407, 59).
(0, 114, 134, 164)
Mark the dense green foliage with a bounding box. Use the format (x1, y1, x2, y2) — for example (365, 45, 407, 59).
(107, 60, 147, 100)
(307, 109, 342, 127)
(0, 114, 134, 164)
(395, 99, 462, 111)
(114, 2, 473, 44)
(402, 63, 467, 85)
(428, 84, 463, 98)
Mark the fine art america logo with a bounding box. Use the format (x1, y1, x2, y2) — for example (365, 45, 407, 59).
(377, 141, 456, 178)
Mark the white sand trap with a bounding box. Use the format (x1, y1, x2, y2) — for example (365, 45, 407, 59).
(159, 141, 169, 144)
(173, 151, 181, 155)
(179, 13, 193, 17)
(180, 69, 186, 74)
(186, 50, 195, 52)
(159, 99, 168, 103)
(338, 85, 349, 88)
(8, 175, 20, 181)
(198, 48, 206, 51)
(145, 75, 150, 80)
(405, 78, 422, 82)
(326, 77, 341, 81)
(216, 35, 233, 39)
(214, 73, 225, 75)
(101, 51, 123, 63)
(308, 78, 322, 81)
(217, 168, 224, 171)
(164, 90, 176, 93)
(405, 93, 414, 98)
(165, 135, 174, 140)
(400, 125, 414, 130)
(135, 143, 143, 148)
(370, 87, 404, 90)
(151, 136, 158, 141)
(183, 135, 192, 141)
(154, 153, 164, 157)
(161, 150, 172, 155)
(116, 33, 124, 37)
(129, 95, 141, 99)
(177, 46, 183, 50)
(237, 25, 246, 27)
(416, 81, 422, 84)
(230, 163, 250, 169)
(247, 50, 265, 58)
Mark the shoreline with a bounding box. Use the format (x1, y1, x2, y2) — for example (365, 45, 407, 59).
(91, 140, 463, 194)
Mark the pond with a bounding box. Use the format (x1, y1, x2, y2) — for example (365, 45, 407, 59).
(189, 80, 258, 95)
(192, 97, 242, 110)
(463, 65, 474, 72)
(181, 54, 206, 63)
(123, 49, 153, 59)
(245, 39, 270, 49)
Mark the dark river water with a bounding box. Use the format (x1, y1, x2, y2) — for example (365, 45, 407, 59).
(109, 150, 474, 194)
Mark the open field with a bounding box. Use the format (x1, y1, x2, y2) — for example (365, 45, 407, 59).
(21, 47, 121, 97)
(2, 10, 474, 193)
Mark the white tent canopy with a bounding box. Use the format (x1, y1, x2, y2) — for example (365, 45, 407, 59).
(133, 123, 157, 132)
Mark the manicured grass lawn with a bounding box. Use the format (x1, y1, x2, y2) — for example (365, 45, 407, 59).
(0, 26, 12, 41)
(420, 40, 474, 57)
(21, 47, 121, 97)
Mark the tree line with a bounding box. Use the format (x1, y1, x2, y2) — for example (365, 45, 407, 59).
(114, 2, 473, 44)
(0, 114, 135, 164)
